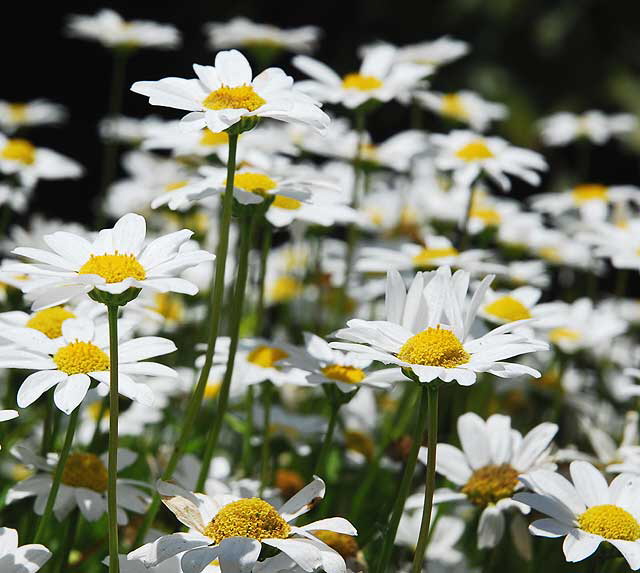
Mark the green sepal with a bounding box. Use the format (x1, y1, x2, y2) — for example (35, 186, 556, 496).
(88, 287, 142, 307)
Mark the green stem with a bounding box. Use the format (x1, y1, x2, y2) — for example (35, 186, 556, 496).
(457, 185, 477, 251)
(314, 390, 341, 477)
(241, 386, 255, 477)
(410, 385, 439, 573)
(33, 407, 80, 544)
(88, 397, 108, 452)
(255, 223, 272, 338)
(196, 209, 255, 491)
(107, 304, 120, 573)
(375, 384, 430, 573)
(131, 131, 239, 549)
(40, 394, 55, 456)
(259, 381, 274, 496)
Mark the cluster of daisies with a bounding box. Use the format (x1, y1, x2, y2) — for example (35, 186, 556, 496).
(3, 8, 640, 573)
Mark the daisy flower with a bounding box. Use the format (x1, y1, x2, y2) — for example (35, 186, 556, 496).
(515, 461, 640, 569)
(414, 90, 507, 131)
(418, 412, 557, 548)
(67, 9, 181, 50)
(0, 316, 177, 413)
(538, 110, 637, 146)
(430, 130, 547, 190)
(129, 476, 356, 573)
(7, 445, 149, 525)
(131, 49, 329, 133)
(477, 286, 544, 327)
(293, 44, 430, 109)
(9, 212, 214, 310)
(0, 99, 67, 133)
(0, 133, 83, 187)
(579, 219, 640, 270)
(332, 267, 547, 385)
(367, 36, 469, 68)
(204, 17, 320, 54)
(0, 527, 51, 573)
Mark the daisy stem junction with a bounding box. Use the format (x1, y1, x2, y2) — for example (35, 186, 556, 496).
(107, 303, 120, 573)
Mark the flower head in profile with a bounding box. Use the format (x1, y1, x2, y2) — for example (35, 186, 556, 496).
(332, 267, 547, 385)
(0, 316, 176, 413)
(363, 36, 469, 68)
(0, 526, 51, 573)
(129, 476, 356, 573)
(131, 49, 329, 133)
(0, 99, 67, 133)
(9, 212, 214, 310)
(538, 110, 637, 147)
(516, 461, 640, 570)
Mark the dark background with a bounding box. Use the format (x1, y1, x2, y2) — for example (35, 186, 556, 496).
(3, 0, 640, 225)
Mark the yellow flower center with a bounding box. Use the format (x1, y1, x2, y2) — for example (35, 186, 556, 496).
(26, 307, 76, 339)
(199, 129, 229, 146)
(151, 292, 184, 322)
(441, 93, 468, 120)
(204, 381, 222, 399)
(247, 345, 289, 368)
(578, 505, 640, 541)
(61, 452, 108, 493)
(483, 296, 531, 322)
(549, 327, 582, 344)
(229, 173, 278, 197)
(78, 252, 146, 284)
(321, 364, 366, 384)
(164, 181, 188, 192)
(571, 183, 608, 205)
(470, 207, 501, 226)
(1, 138, 36, 164)
(269, 276, 303, 303)
(344, 430, 374, 460)
(8, 103, 28, 122)
(412, 247, 459, 268)
(397, 326, 470, 367)
(53, 341, 110, 375)
(454, 139, 494, 161)
(461, 464, 519, 507)
(272, 195, 302, 210)
(202, 85, 266, 111)
(342, 73, 383, 91)
(313, 530, 359, 559)
(203, 498, 290, 543)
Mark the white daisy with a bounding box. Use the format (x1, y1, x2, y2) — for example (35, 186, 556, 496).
(538, 110, 637, 146)
(0, 526, 51, 573)
(7, 445, 149, 525)
(363, 37, 469, 68)
(0, 99, 67, 133)
(331, 267, 547, 385)
(9, 212, 214, 310)
(515, 461, 640, 569)
(131, 49, 329, 133)
(0, 316, 177, 413)
(99, 115, 168, 145)
(477, 286, 544, 327)
(129, 476, 356, 573)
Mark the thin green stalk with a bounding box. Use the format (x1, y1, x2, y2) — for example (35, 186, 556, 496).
(33, 407, 80, 544)
(259, 381, 274, 496)
(196, 209, 255, 491)
(241, 386, 255, 476)
(457, 186, 477, 251)
(375, 384, 429, 573)
(107, 304, 120, 573)
(255, 222, 272, 337)
(410, 385, 439, 573)
(314, 390, 341, 477)
(88, 397, 108, 452)
(40, 394, 55, 456)
(131, 131, 239, 549)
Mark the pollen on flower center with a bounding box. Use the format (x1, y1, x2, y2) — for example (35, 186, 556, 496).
(53, 341, 110, 375)
(397, 326, 470, 368)
(78, 252, 146, 284)
(272, 195, 302, 210)
(549, 327, 581, 344)
(229, 172, 278, 197)
(199, 128, 229, 146)
(342, 73, 383, 91)
(578, 504, 640, 541)
(247, 345, 289, 368)
(1, 138, 36, 164)
(26, 306, 76, 339)
(313, 530, 359, 559)
(461, 464, 519, 507)
(441, 93, 468, 120)
(572, 183, 608, 204)
(412, 247, 459, 268)
(202, 84, 266, 111)
(454, 139, 494, 161)
(484, 296, 532, 322)
(321, 364, 366, 384)
(61, 452, 108, 493)
(204, 498, 290, 543)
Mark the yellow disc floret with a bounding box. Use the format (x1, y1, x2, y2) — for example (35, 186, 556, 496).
(272, 195, 302, 210)
(397, 326, 470, 368)
(1, 139, 36, 164)
(26, 307, 76, 339)
(78, 252, 146, 284)
(483, 296, 531, 322)
(549, 327, 581, 345)
(321, 364, 366, 384)
(342, 73, 383, 91)
(61, 452, 108, 493)
(578, 504, 640, 541)
(269, 276, 303, 303)
(313, 530, 359, 559)
(164, 181, 188, 192)
(204, 498, 290, 543)
(199, 129, 229, 146)
(203, 85, 266, 111)
(441, 93, 468, 120)
(230, 172, 278, 196)
(454, 139, 494, 161)
(571, 183, 608, 204)
(470, 207, 501, 226)
(151, 292, 184, 322)
(412, 247, 459, 268)
(53, 341, 110, 375)
(461, 464, 519, 507)
(247, 345, 289, 368)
